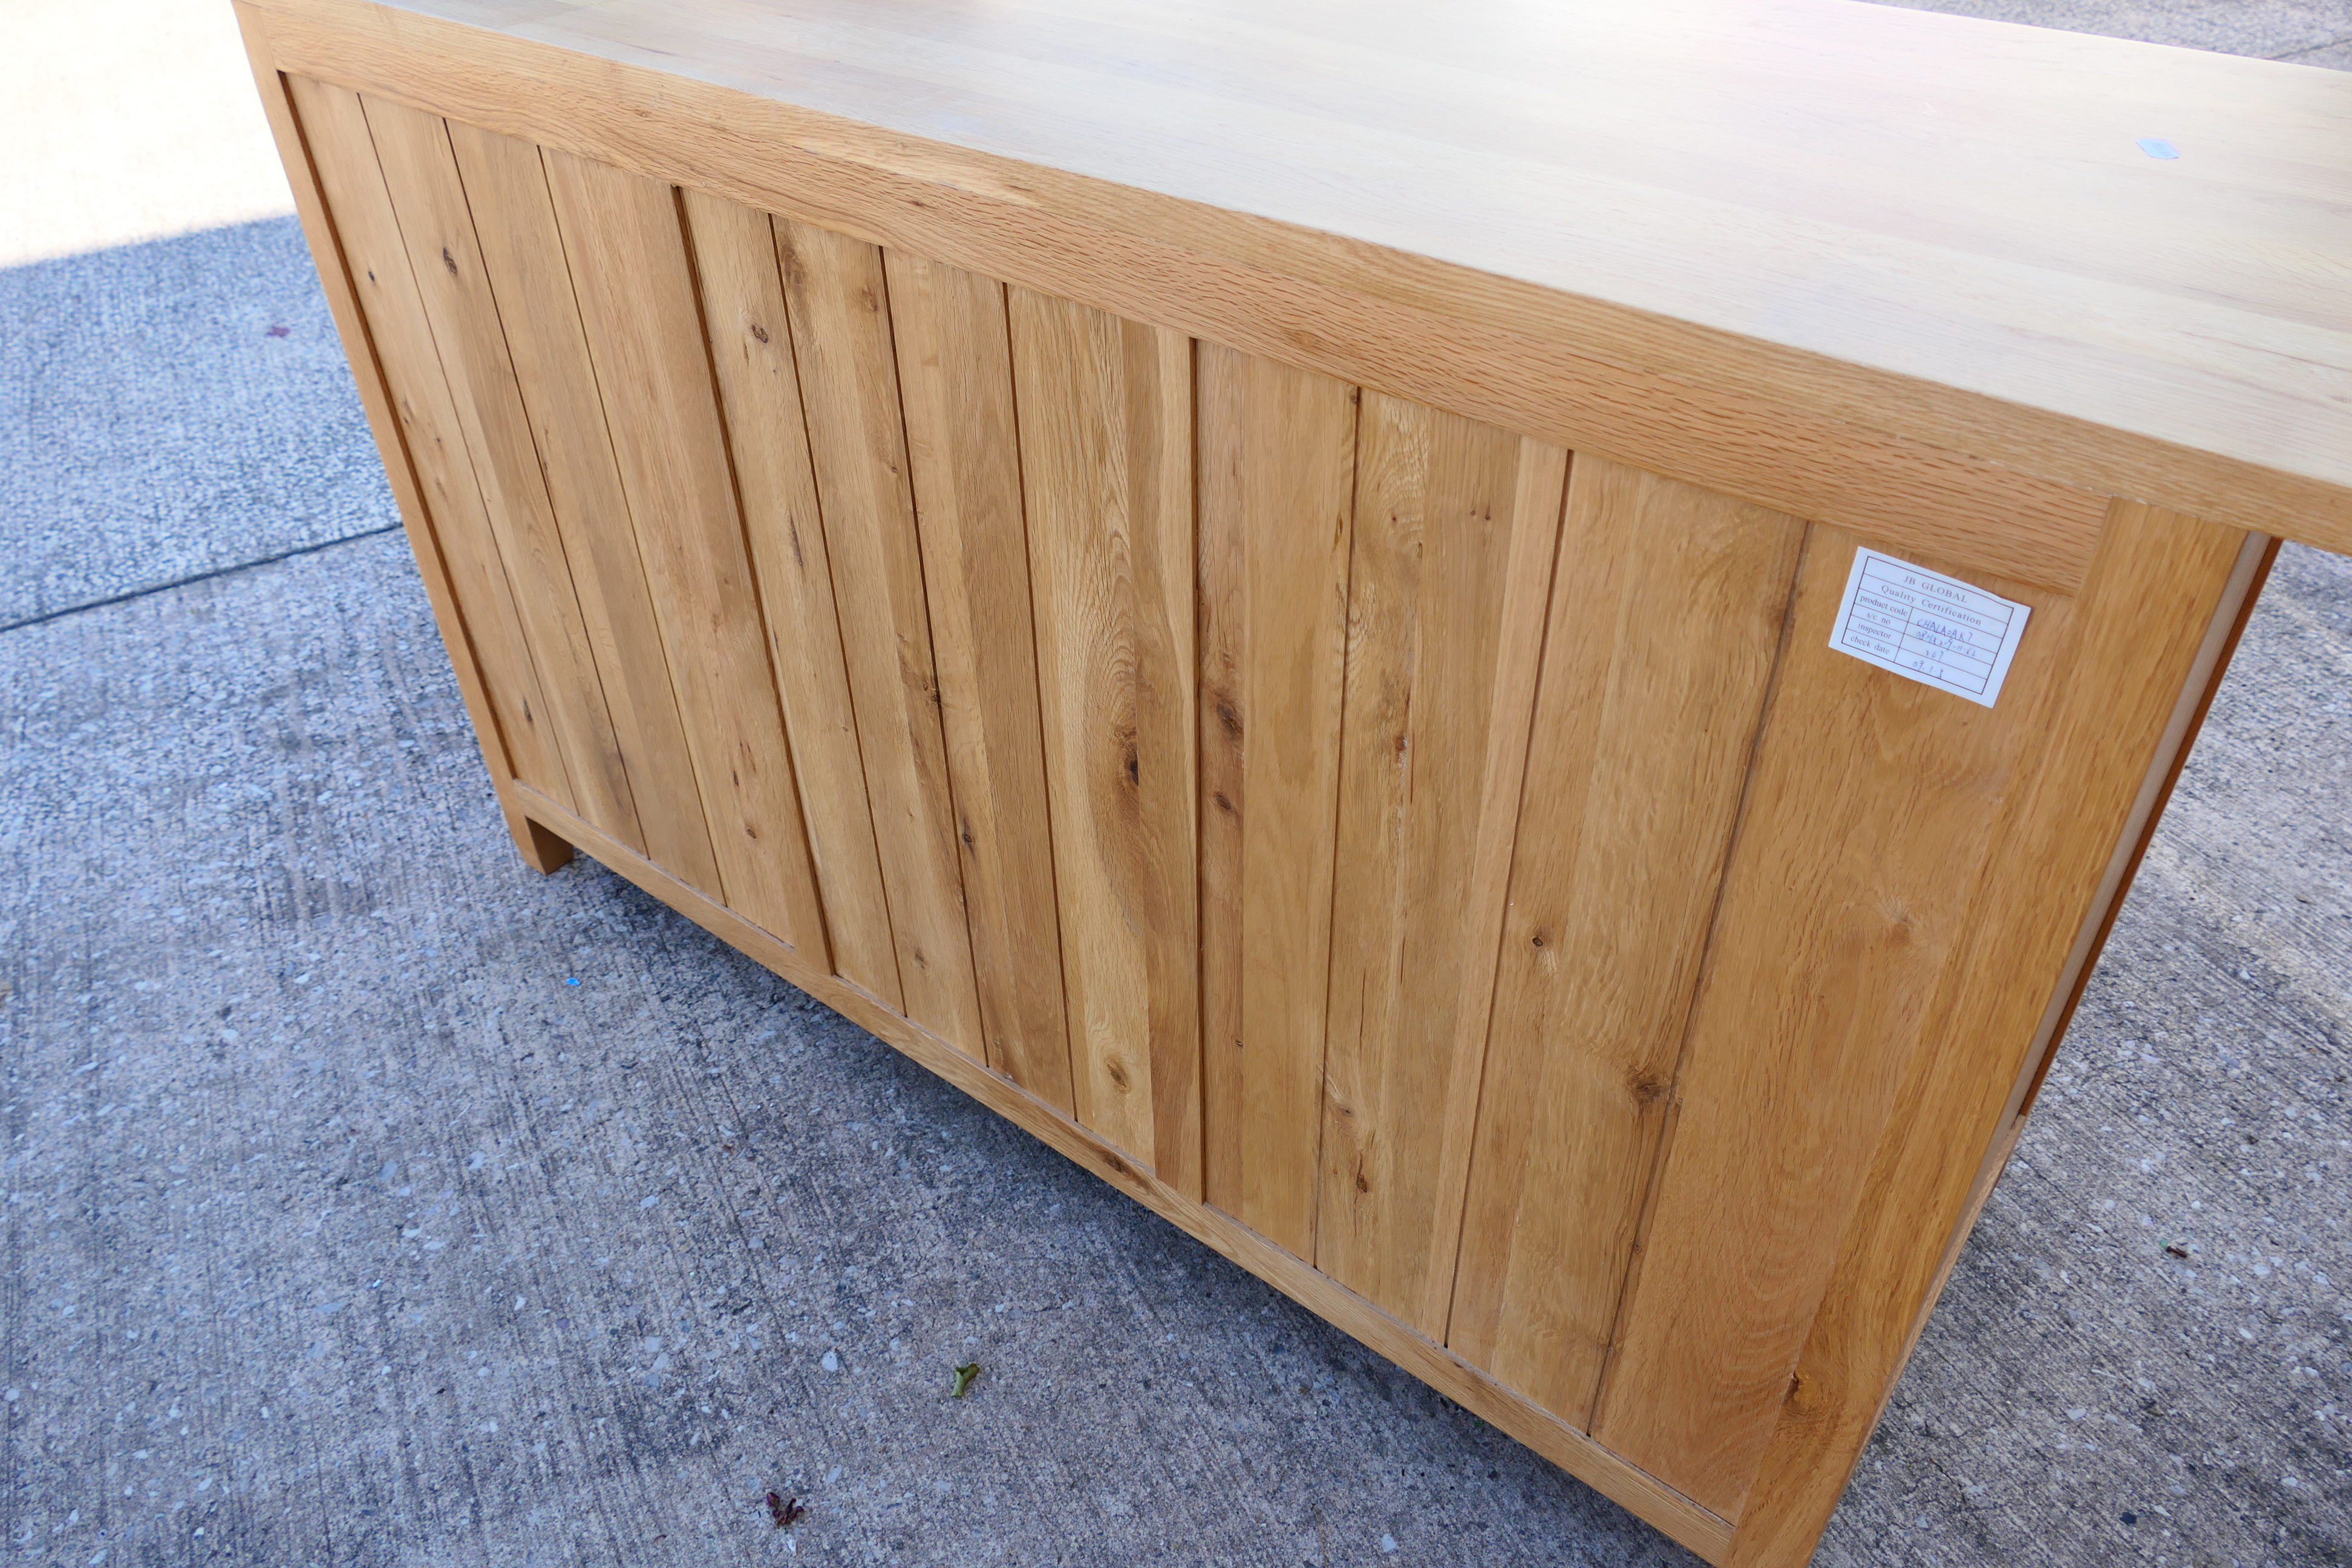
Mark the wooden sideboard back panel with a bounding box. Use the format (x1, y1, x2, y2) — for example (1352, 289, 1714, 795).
(274, 71, 2256, 1556)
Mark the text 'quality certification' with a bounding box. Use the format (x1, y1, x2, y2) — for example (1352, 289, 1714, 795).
(1829, 547, 2031, 707)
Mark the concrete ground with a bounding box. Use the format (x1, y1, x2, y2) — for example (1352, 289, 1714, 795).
(1, 1, 2347, 1564)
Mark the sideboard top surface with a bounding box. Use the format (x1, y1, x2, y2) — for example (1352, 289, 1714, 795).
(249, 0, 2352, 550)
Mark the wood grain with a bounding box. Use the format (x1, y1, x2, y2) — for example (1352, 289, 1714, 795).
(678, 185, 895, 998)
(240, 0, 2352, 561)
(773, 215, 984, 1050)
(1197, 342, 1359, 1258)
(1445, 460, 1806, 1426)
(1313, 396, 1566, 1338)
(537, 147, 828, 954)
(358, 94, 642, 852)
(1005, 286, 1200, 1190)
(439, 118, 725, 896)
(1587, 527, 2090, 1517)
(284, 75, 567, 803)
(886, 252, 1076, 1109)
(1715, 509, 2252, 1563)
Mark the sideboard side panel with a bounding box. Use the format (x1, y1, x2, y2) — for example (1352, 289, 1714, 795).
(1593, 523, 2073, 1516)
(1313, 399, 1567, 1338)
(1197, 344, 1362, 1259)
(1716, 506, 2252, 1566)
(534, 149, 829, 955)
(1598, 510, 2248, 1529)
(774, 216, 988, 1053)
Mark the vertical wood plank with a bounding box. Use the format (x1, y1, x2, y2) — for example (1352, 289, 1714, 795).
(679, 187, 898, 1002)
(285, 76, 567, 804)
(774, 217, 984, 1051)
(538, 148, 828, 954)
(1197, 342, 1359, 1258)
(1007, 287, 1199, 1185)
(887, 255, 1078, 1109)
(1717, 509, 2253, 1563)
(358, 94, 644, 852)
(1445, 459, 1805, 1425)
(1313, 396, 1566, 1338)
(439, 119, 724, 899)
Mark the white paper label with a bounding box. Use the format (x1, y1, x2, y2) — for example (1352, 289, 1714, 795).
(1828, 547, 2030, 708)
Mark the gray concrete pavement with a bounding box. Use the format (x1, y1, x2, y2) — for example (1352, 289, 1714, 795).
(1884, 0, 2352, 59)
(0, 220, 397, 630)
(2, 2, 2348, 1565)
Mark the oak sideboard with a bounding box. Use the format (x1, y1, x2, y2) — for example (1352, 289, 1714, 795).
(234, 0, 2352, 1560)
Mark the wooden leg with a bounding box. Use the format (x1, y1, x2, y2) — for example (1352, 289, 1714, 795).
(504, 803, 575, 874)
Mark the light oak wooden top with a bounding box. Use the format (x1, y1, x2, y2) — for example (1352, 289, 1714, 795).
(251, 0, 2352, 554)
